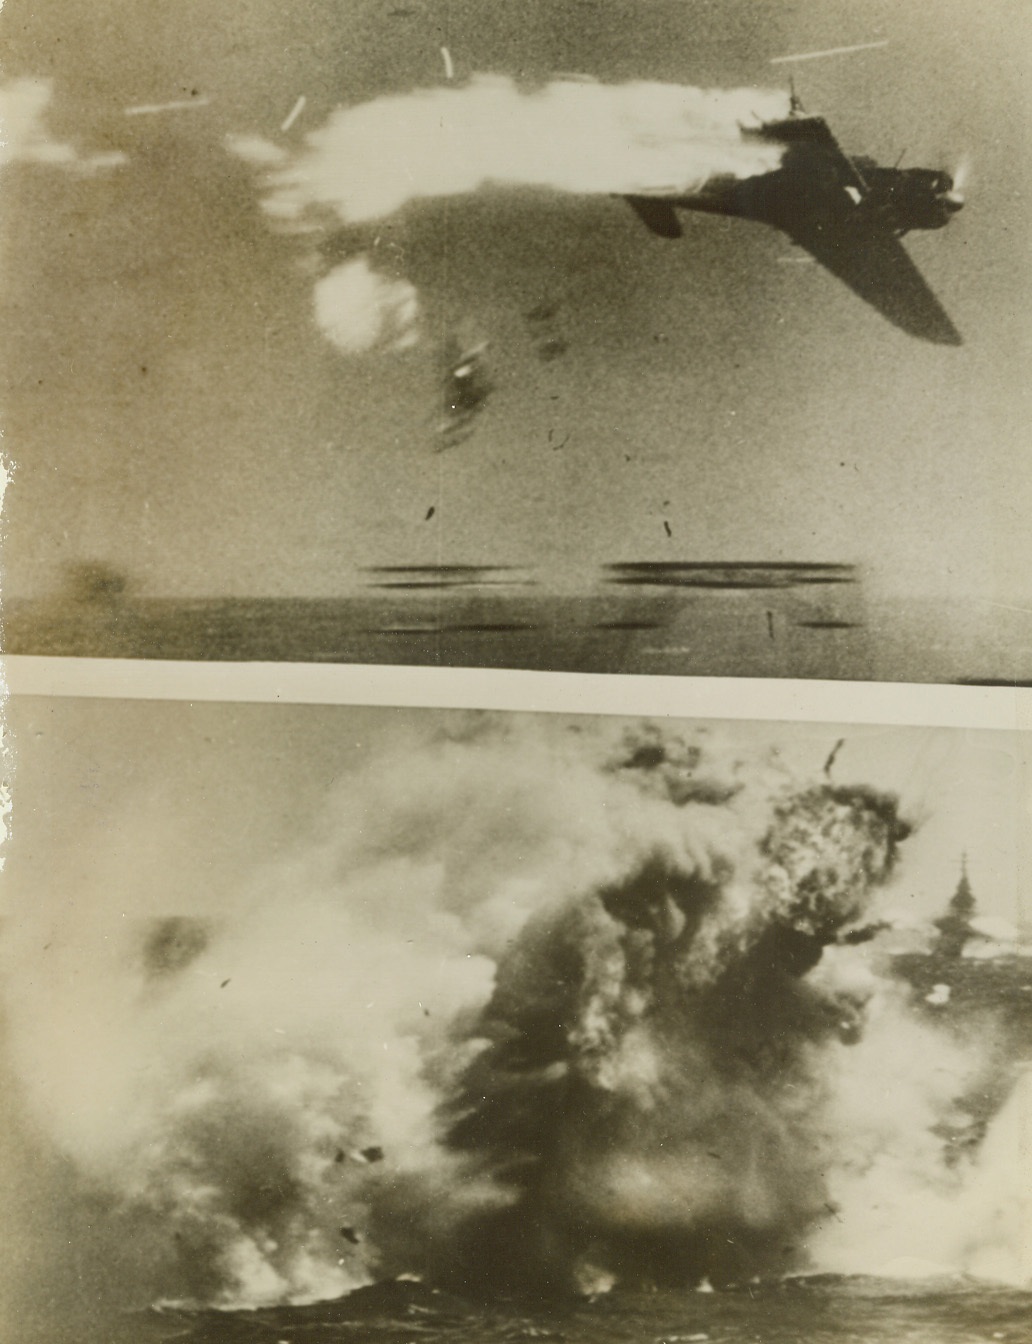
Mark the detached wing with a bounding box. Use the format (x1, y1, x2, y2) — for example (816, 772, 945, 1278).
(790, 221, 962, 345)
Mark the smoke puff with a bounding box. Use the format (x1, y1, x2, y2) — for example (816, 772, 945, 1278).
(0, 76, 127, 172)
(313, 258, 419, 353)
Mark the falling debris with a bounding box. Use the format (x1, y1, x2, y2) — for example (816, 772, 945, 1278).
(766, 609, 775, 641)
(280, 95, 307, 133)
(823, 738, 845, 778)
(360, 1145, 385, 1164)
(663, 520, 672, 538)
(770, 39, 889, 64)
(425, 506, 436, 521)
(537, 336, 568, 363)
(440, 47, 455, 81)
(926, 983, 952, 1007)
(525, 299, 568, 362)
(438, 339, 491, 446)
(525, 301, 559, 324)
(334, 1148, 346, 1164)
(339, 1226, 361, 1245)
(220, 978, 231, 989)
(124, 97, 211, 116)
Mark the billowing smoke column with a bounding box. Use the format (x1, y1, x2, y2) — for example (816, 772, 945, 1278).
(424, 761, 912, 1293)
(228, 77, 790, 353)
(0, 717, 1017, 1318)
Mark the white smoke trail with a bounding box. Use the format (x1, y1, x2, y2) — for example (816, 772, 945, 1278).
(227, 77, 789, 356)
(255, 77, 789, 225)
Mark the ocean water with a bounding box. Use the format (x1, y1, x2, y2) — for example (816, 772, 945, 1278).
(8, 581, 1032, 684)
(4, 564, 870, 679)
(121, 1277, 1032, 1344)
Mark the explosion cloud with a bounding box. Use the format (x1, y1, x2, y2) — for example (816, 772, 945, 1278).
(0, 715, 1022, 1323)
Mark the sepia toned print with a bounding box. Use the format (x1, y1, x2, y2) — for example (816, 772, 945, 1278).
(2, 694, 1030, 1341)
(2, 0, 1030, 681)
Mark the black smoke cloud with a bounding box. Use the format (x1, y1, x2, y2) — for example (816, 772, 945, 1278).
(423, 749, 911, 1293)
(0, 716, 1015, 1324)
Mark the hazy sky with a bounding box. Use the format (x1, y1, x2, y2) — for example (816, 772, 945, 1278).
(2, 0, 1029, 609)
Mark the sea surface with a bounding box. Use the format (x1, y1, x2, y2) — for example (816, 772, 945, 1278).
(5, 563, 868, 679)
(8, 568, 1032, 684)
(112, 1276, 1032, 1344)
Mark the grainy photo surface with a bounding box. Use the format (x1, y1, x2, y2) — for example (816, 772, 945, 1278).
(3, 694, 1030, 1342)
(2, 0, 1030, 681)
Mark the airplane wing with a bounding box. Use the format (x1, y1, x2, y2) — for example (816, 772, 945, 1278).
(760, 110, 870, 192)
(791, 115, 870, 191)
(788, 221, 962, 345)
(624, 195, 683, 238)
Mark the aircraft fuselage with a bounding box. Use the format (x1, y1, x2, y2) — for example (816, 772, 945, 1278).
(654, 154, 961, 242)
(621, 108, 965, 343)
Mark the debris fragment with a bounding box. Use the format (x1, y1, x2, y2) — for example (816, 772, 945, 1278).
(124, 97, 210, 116)
(281, 95, 307, 133)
